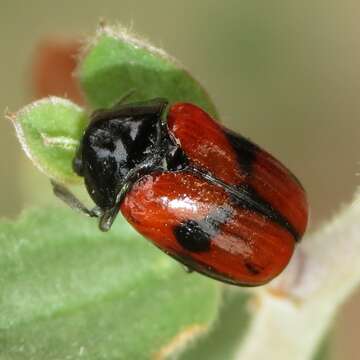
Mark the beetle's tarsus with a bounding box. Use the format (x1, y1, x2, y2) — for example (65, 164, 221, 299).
(98, 206, 119, 232)
(183, 265, 194, 274)
(98, 183, 132, 231)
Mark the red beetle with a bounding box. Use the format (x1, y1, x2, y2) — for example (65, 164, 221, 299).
(53, 98, 308, 286)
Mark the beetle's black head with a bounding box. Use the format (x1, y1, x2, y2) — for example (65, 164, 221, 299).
(74, 98, 169, 210)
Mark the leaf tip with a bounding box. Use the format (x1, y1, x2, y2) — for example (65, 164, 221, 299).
(10, 96, 86, 184)
(4, 107, 16, 123)
(9, 103, 40, 174)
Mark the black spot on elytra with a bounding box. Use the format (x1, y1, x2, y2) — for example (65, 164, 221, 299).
(174, 206, 232, 253)
(174, 220, 211, 252)
(224, 130, 258, 175)
(245, 261, 262, 275)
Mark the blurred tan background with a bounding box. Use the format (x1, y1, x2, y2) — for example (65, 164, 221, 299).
(0, 1, 359, 358)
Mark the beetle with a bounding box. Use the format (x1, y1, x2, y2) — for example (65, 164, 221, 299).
(52, 98, 308, 286)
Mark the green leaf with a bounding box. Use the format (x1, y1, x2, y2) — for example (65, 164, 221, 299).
(0, 208, 220, 359)
(10, 97, 87, 183)
(78, 26, 218, 117)
(181, 289, 252, 360)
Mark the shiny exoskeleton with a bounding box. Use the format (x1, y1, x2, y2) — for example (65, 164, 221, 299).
(53, 98, 308, 286)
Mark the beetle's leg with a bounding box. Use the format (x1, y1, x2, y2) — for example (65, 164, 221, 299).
(183, 265, 194, 274)
(98, 207, 119, 232)
(98, 181, 131, 231)
(51, 180, 101, 218)
(98, 160, 162, 232)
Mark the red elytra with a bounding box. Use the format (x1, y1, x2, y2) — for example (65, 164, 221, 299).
(120, 103, 308, 286)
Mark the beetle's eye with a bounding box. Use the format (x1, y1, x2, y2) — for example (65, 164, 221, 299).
(73, 157, 83, 176)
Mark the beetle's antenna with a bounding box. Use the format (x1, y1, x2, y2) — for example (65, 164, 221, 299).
(90, 89, 138, 123)
(111, 88, 137, 109)
(51, 180, 101, 218)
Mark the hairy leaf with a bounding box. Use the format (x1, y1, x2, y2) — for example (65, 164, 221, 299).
(10, 97, 87, 183)
(78, 26, 218, 117)
(0, 208, 220, 359)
